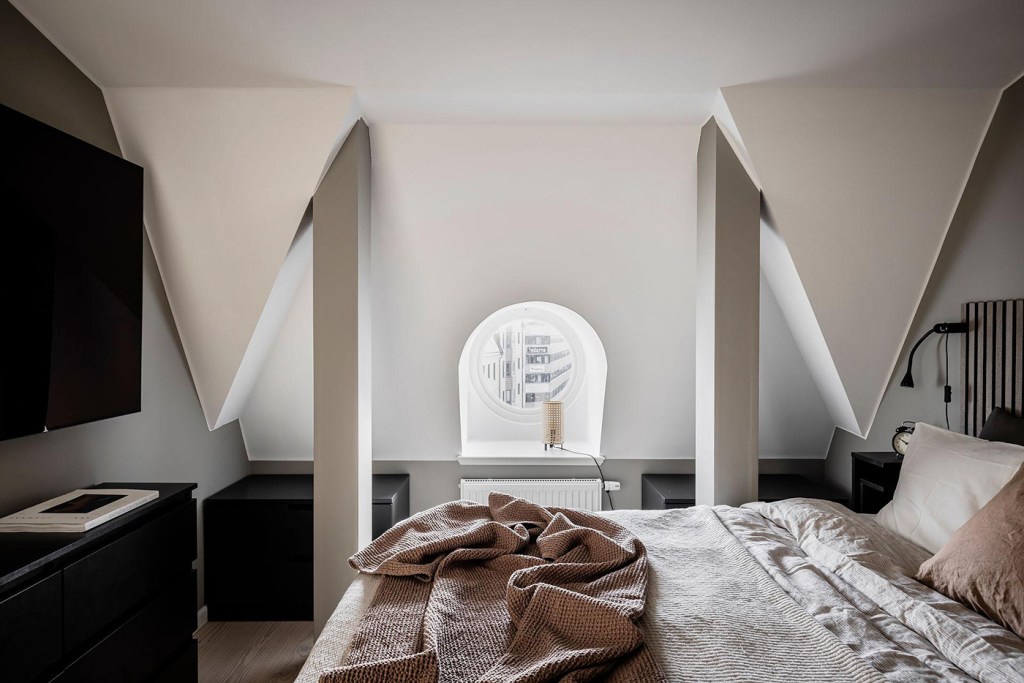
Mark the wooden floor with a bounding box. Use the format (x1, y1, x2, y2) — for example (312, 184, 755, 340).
(197, 621, 314, 683)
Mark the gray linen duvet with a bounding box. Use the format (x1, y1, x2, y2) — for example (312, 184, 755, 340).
(297, 499, 1024, 682)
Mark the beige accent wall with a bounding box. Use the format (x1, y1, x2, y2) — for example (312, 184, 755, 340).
(313, 120, 373, 633)
(695, 118, 761, 506)
(0, 1, 250, 607)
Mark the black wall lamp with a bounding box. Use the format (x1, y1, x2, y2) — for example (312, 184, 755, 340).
(900, 321, 969, 388)
(901, 321, 968, 429)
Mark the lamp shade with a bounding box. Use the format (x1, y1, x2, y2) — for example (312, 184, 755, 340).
(542, 401, 564, 446)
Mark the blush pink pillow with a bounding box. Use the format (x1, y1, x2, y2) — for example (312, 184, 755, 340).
(917, 464, 1024, 638)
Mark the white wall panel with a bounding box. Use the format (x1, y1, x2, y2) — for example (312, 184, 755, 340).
(759, 274, 833, 458)
(370, 124, 698, 461)
(240, 259, 313, 461)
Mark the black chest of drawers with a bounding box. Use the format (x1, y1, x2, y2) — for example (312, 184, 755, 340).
(0, 482, 198, 683)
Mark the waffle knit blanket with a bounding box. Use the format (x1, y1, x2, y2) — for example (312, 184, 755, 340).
(319, 492, 666, 683)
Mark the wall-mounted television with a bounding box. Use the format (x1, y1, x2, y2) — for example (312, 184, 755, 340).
(1, 104, 143, 441)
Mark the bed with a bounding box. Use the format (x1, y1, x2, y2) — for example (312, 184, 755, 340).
(299, 318, 1024, 683)
(297, 492, 1024, 683)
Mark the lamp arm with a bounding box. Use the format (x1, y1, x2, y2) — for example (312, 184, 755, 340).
(900, 328, 935, 388)
(900, 321, 968, 389)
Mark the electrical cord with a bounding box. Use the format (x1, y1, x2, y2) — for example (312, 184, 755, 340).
(556, 445, 615, 510)
(944, 333, 950, 430)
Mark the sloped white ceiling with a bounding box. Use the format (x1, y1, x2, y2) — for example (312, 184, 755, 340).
(105, 86, 356, 428)
(722, 87, 999, 436)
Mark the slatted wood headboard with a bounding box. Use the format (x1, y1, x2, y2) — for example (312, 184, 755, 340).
(961, 299, 1024, 436)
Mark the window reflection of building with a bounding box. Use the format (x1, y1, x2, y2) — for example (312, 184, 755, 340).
(478, 320, 572, 409)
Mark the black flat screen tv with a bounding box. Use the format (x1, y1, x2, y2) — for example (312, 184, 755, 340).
(1, 104, 143, 441)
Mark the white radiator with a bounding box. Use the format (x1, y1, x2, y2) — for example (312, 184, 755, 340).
(459, 478, 603, 511)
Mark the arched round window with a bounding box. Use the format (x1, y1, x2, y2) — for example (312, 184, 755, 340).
(459, 302, 606, 459)
(476, 318, 575, 413)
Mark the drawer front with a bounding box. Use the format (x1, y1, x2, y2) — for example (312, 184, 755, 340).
(372, 502, 393, 540)
(63, 499, 196, 653)
(0, 572, 62, 683)
(205, 501, 312, 559)
(858, 479, 893, 515)
(151, 639, 198, 683)
(54, 571, 196, 683)
(207, 557, 312, 621)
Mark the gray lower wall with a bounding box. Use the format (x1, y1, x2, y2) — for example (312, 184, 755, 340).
(257, 459, 823, 514)
(826, 76, 1024, 490)
(375, 460, 697, 513)
(0, 1, 250, 607)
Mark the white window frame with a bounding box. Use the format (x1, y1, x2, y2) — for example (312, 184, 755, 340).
(457, 302, 607, 465)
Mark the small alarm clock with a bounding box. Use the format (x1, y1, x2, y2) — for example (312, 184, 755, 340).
(892, 421, 915, 457)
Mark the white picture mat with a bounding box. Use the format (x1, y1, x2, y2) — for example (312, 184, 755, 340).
(0, 488, 159, 531)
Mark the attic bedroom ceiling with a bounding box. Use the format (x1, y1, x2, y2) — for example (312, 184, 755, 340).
(11, 0, 1023, 457)
(12, 0, 1022, 121)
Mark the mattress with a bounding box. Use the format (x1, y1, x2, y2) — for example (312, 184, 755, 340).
(297, 498, 1024, 682)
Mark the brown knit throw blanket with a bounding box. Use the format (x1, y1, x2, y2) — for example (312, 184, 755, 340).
(319, 492, 666, 683)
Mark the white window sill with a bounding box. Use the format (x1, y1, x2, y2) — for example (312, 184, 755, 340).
(456, 453, 605, 466)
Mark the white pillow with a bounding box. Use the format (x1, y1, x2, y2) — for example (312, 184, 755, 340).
(876, 423, 1024, 553)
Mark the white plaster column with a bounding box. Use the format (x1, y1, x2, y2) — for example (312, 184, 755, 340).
(313, 120, 372, 632)
(695, 118, 760, 506)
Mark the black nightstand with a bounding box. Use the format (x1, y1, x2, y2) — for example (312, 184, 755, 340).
(205, 473, 411, 621)
(373, 474, 410, 540)
(205, 475, 313, 621)
(851, 452, 903, 514)
(641, 474, 695, 509)
(641, 473, 848, 510)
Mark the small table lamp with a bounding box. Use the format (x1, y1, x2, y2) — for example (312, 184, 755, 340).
(542, 401, 564, 450)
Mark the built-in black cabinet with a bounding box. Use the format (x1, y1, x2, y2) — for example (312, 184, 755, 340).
(373, 474, 410, 540)
(641, 474, 696, 509)
(641, 473, 849, 510)
(205, 473, 411, 621)
(850, 452, 903, 513)
(0, 482, 198, 683)
(204, 475, 313, 621)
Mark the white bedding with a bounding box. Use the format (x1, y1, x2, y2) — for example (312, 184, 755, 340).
(297, 499, 1024, 683)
